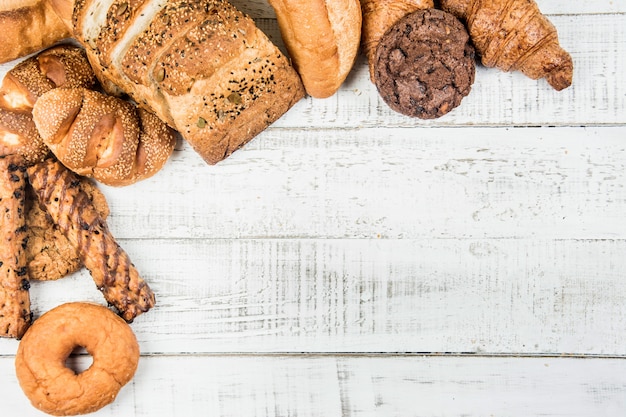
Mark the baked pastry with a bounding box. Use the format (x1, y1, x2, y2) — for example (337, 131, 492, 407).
(0, 0, 71, 64)
(268, 0, 362, 98)
(440, 0, 573, 90)
(373, 8, 476, 119)
(33, 88, 176, 186)
(15, 302, 140, 415)
(27, 158, 155, 322)
(0, 43, 96, 111)
(49, 0, 305, 165)
(0, 44, 97, 165)
(0, 154, 32, 339)
(25, 176, 110, 281)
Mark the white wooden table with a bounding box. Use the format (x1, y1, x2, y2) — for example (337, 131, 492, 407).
(2, 1, 625, 415)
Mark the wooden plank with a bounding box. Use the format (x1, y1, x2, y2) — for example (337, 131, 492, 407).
(2, 237, 624, 355)
(96, 126, 626, 240)
(2, 354, 626, 416)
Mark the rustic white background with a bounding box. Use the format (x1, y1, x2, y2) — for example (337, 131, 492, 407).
(2, 0, 625, 415)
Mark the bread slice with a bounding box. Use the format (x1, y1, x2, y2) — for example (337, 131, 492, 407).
(72, 0, 305, 164)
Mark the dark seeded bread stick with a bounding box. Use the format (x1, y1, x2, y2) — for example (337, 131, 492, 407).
(0, 154, 32, 338)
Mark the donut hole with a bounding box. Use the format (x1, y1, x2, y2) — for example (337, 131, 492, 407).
(64, 345, 93, 374)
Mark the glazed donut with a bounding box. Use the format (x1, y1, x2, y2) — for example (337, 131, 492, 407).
(15, 302, 140, 416)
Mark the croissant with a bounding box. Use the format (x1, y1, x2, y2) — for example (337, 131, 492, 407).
(440, 0, 573, 90)
(47, 0, 305, 165)
(33, 87, 176, 186)
(359, 0, 434, 82)
(0, 44, 96, 165)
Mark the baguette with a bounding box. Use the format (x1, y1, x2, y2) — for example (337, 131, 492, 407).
(58, 0, 305, 165)
(268, 0, 362, 98)
(0, 0, 72, 64)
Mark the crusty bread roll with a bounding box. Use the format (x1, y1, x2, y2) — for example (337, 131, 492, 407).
(33, 88, 176, 186)
(51, 0, 305, 165)
(268, 0, 362, 98)
(0, 0, 72, 64)
(0, 44, 96, 165)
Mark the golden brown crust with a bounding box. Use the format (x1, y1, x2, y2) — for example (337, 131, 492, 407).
(440, 0, 573, 90)
(75, 0, 305, 165)
(15, 302, 140, 416)
(27, 159, 155, 321)
(165, 46, 305, 164)
(0, 107, 50, 165)
(0, 44, 96, 111)
(25, 177, 110, 281)
(0, 154, 32, 339)
(269, 0, 362, 98)
(33, 88, 175, 186)
(0, 44, 97, 165)
(359, 0, 434, 83)
(0, 0, 72, 64)
(133, 108, 178, 183)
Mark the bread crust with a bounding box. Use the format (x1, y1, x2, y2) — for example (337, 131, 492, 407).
(0, 44, 97, 166)
(269, 0, 362, 98)
(33, 88, 175, 186)
(0, 0, 71, 64)
(0, 154, 32, 339)
(72, 0, 305, 165)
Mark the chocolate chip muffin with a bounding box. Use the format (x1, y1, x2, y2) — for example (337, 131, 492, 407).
(373, 8, 475, 119)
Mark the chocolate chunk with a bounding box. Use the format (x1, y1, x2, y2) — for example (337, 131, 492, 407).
(373, 8, 476, 119)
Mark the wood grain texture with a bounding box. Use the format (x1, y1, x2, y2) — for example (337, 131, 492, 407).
(1, 1, 625, 416)
(91, 126, 626, 240)
(1, 237, 624, 355)
(2, 355, 626, 416)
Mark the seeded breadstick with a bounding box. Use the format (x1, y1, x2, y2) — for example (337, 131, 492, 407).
(0, 154, 32, 338)
(27, 159, 155, 322)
